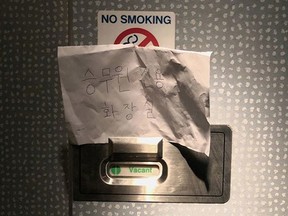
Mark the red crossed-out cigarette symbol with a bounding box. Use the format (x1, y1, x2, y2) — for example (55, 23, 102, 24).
(114, 28, 159, 47)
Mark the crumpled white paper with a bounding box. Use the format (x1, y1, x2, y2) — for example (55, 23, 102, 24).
(58, 45, 211, 155)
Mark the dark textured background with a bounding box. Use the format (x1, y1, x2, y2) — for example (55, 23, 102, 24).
(1, 0, 287, 215)
(1, 0, 69, 215)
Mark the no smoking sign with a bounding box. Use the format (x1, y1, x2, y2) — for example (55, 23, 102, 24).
(98, 11, 175, 48)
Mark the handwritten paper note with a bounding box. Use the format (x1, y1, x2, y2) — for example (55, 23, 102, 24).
(58, 45, 211, 155)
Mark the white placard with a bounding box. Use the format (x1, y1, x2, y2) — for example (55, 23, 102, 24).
(98, 11, 175, 48)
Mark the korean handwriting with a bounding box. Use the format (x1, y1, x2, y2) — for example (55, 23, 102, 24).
(82, 68, 98, 95)
(82, 66, 164, 121)
(144, 100, 155, 119)
(102, 102, 119, 118)
(123, 102, 136, 120)
(101, 102, 137, 121)
(139, 67, 164, 90)
(82, 66, 131, 95)
(155, 68, 164, 89)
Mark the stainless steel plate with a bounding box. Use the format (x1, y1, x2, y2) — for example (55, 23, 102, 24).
(70, 125, 232, 203)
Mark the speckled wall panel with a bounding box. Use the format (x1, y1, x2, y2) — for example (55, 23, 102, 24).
(70, 0, 287, 216)
(1, 0, 287, 216)
(1, 0, 69, 215)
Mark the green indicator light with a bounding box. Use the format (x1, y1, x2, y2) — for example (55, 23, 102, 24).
(110, 165, 121, 175)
